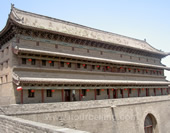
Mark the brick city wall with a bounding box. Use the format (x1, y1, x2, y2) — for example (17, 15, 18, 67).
(0, 95, 170, 133)
(0, 115, 89, 133)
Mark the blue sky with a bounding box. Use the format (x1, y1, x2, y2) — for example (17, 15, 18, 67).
(1, 0, 170, 80)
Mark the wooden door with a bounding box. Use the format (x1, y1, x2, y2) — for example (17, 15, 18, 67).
(113, 90, 117, 99)
(65, 90, 71, 101)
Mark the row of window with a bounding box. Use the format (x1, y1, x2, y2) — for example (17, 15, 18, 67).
(28, 89, 110, 98)
(21, 58, 163, 75)
(0, 60, 9, 70)
(22, 39, 159, 64)
(28, 89, 53, 97)
(27, 88, 169, 98)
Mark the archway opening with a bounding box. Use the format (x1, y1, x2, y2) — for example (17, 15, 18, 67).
(144, 114, 158, 133)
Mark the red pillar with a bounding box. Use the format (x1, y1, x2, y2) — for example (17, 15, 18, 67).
(79, 89, 82, 101)
(108, 89, 110, 99)
(41, 89, 44, 103)
(138, 89, 140, 97)
(94, 89, 97, 100)
(113, 89, 118, 99)
(122, 89, 124, 98)
(161, 88, 163, 95)
(167, 88, 169, 94)
(154, 88, 156, 96)
(21, 89, 23, 104)
(146, 88, 148, 96)
(62, 89, 64, 102)
(115, 90, 118, 98)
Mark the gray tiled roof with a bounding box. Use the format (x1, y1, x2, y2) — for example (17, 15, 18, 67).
(8, 6, 168, 55)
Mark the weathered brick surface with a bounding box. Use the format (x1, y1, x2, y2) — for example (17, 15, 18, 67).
(0, 115, 89, 133)
(0, 96, 170, 133)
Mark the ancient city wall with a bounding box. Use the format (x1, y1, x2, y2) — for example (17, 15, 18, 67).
(0, 115, 89, 133)
(0, 95, 169, 133)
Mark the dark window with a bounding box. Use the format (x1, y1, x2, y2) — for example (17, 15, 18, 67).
(106, 66, 110, 71)
(28, 90, 34, 98)
(92, 65, 95, 69)
(120, 89, 123, 94)
(6, 61, 8, 68)
(97, 89, 101, 95)
(55, 45, 58, 49)
(146, 70, 148, 74)
(138, 89, 141, 94)
(31, 59, 36, 65)
(87, 49, 89, 53)
(68, 63, 71, 68)
(107, 89, 109, 95)
(47, 90, 52, 97)
(100, 51, 103, 55)
(117, 68, 121, 72)
(5, 75, 8, 83)
(134, 69, 136, 73)
(77, 63, 81, 68)
(82, 89, 86, 96)
(120, 54, 122, 58)
(22, 58, 26, 64)
(2, 50, 4, 57)
(0, 64, 2, 70)
(42, 60, 46, 66)
(83, 64, 87, 69)
(97, 66, 100, 70)
(50, 61, 54, 67)
(60, 62, 64, 67)
(129, 89, 131, 94)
